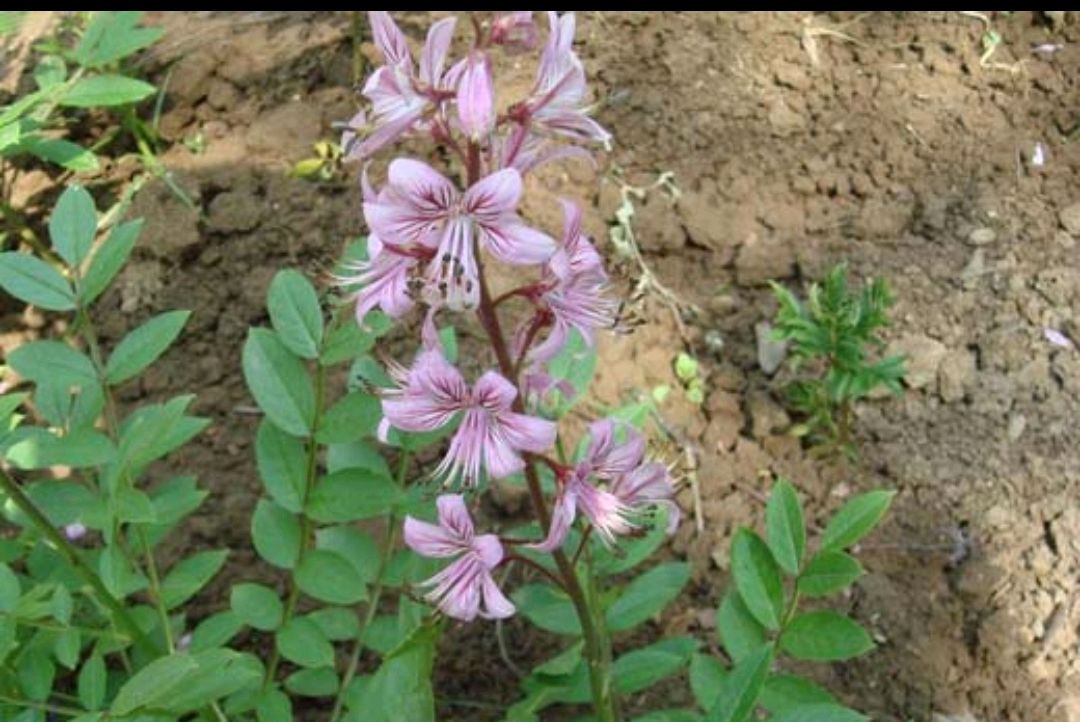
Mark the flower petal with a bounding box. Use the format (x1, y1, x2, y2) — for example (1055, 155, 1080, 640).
(500, 411, 557, 455)
(465, 168, 522, 219)
(388, 158, 458, 210)
(471, 534, 504, 570)
(473, 371, 517, 412)
(403, 515, 465, 558)
(436, 494, 475, 541)
(528, 490, 576, 552)
(480, 218, 556, 266)
(420, 17, 456, 86)
(369, 11, 412, 67)
(457, 52, 495, 140)
(479, 572, 516, 619)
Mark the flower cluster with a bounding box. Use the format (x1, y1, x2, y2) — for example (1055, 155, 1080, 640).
(342, 11, 676, 622)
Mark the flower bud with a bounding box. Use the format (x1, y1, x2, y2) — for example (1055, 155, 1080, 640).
(456, 52, 495, 140)
(491, 12, 538, 54)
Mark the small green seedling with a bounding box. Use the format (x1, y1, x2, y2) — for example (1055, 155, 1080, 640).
(690, 478, 894, 722)
(675, 351, 705, 405)
(770, 263, 905, 460)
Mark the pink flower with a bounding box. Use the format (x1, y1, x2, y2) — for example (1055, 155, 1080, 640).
(343, 13, 458, 160)
(518, 12, 611, 147)
(364, 158, 555, 311)
(522, 200, 616, 363)
(381, 349, 556, 484)
(531, 419, 678, 551)
(404, 495, 514, 621)
(335, 169, 436, 320)
(491, 12, 539, 54)
(457, 52, 495, 140)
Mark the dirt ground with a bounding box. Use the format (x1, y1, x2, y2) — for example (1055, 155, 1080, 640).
(4, 10, 1080, 722)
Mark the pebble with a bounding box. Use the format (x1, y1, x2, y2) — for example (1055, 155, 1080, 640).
(1059, 202, 1080, 235)
(967, 227, 996, 246)
(1007, 413, 1027, 441)
(755, 321, 788, 375)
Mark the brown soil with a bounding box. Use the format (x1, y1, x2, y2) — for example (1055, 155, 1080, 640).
(5, 10, 1080, 722)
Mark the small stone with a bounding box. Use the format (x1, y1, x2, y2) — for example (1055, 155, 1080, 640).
(1007, 413, 1027, 441)
(755, 321, 788, 375)
(960, 248, 985, 289)
(1060, 202, 1080, 235)
(967, 227, 996, 246)
(938, 350, 977, 402)
(889, 334, 947, 390)
(207, 191, 261, 233)
(747, 390, 790, 439)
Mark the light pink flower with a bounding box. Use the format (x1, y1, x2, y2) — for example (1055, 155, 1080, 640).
(517, 12, 611, 147)
(457, 52, 495, 140)
(63, 522, 87, 542)
(522, 200, 616, 363)
(364, 158, 555, 311)
(494, 123, 595, 175)
(404, 495, 514, 621)
(531, 419, 678, 551)
(381, 349, 556, 484)
(343, 13, 458, 160)
(491, 12, 539, 54)
(335, 169, 436, 320)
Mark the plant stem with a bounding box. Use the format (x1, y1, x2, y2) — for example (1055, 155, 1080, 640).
(329, 450, 411, 722)
(466, 140, 618, 718)
(0, 693, 84, 717)
(0, 468, 157, 655)
(263, 360, 327, 688)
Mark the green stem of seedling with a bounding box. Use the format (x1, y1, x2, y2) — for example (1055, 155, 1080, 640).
(0, 612, 130, 642)
(263, 356, 328, 688)
(0, 468, 157, 655)
(329, 450, 412, 722)
(137, 526, 175, 653)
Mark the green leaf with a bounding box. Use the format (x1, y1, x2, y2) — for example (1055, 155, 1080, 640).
(358, 622, 436, 722)
(19, 648, 55, 701)
(257, 689, 292, 722)
(149, 475, 207, 527)
(105, 309, 190, 384)
(315, 526, 379, 585)
(258, 686, 295, 720)
(277, 617, 334, 668)
(295, 549, 367, 605)
(706, 644, 773, 722)
(0, 564, 19, 612)
(512, 583, 581, 636)
(819, 491, 895, 552)
(61, 75, 156, 107)
(191, 610, 243, 652)
(768, 704, 867, 722)
(689, 654, 727, 712)
(730, 529, 784, 630)
(21, 136, 98, 172)
(798, 551, 863, 598)
(759, 674, 836, 715)
(254, 420, 306, 513)
(285, 667, 339, 697)
(78, 652, 107, 710)
(82, 219, 140, 304)
(242, 328, 315, 437)
(54, 627, 81, 669)
(307, 607, 360, 641)
(49, 185, 97, 267)
(544, 329, 598, 415)
(161, 549, 227, 608)
(251, 500, 301, 569)
(614, 636, 699, 695)
(0, 253, 75, 310)
(75, 12, 163, 67)
(164, 649, 262, 714)
(306, 468, 400, 523)
(231, 583, 284, 631)
(316, 392, 380, 444)
(765, 479, 805, 576)
(111, 654, 199, 715)
(715, 589, 766, 663)
(6, 428, 114, 469)
(268, 269, 323, 359)
(7, 340, 96, 387)
(606, 562, 690, 632)
(593, 506, 670, 576)
(779, 611, 874, 661)
(631, 711, 703, 722)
